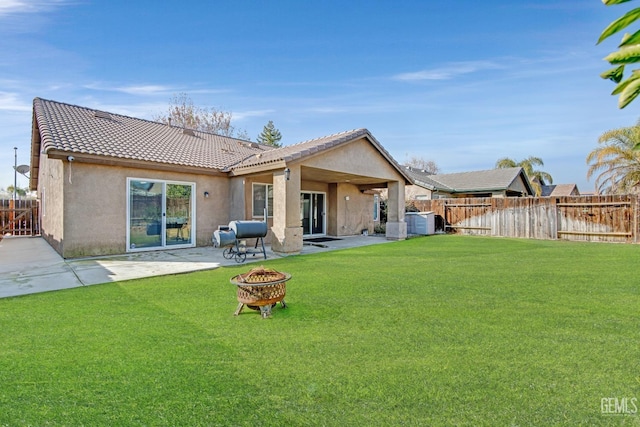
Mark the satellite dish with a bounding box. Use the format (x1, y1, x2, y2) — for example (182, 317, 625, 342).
(16, 165, 30, 174)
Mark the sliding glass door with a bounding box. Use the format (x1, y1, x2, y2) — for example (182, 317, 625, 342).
(300, 192, 325, 236)
(165, 183, 192, 246)
(127, 179, 194, 251)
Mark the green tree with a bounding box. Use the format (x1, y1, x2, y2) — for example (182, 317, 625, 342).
(586, 121, 640, 194)
(154, 93, 249, 139)
(256, 120, 283, 147)
(6, 186, 27, 198)
(495, 156, 553, 196)
(598, 0, 640, 109)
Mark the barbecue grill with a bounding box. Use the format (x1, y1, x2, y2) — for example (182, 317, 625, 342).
(230, 266, 291, 318)
(212, 220, 268, 263)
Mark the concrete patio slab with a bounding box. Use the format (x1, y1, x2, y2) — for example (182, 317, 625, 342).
(0, 236, 81, 298)
(0, 235, 391, 299)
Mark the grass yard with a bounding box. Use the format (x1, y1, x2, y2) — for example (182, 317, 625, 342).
(0, 235, 638, 426)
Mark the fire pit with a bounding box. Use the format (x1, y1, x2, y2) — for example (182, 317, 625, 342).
(230, 266, 291, 318)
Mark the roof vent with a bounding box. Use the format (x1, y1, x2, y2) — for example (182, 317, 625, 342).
(93, 110, 113, 120)
(183, 128, 196, 136)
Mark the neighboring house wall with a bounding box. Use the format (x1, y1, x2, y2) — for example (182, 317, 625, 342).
(505, 176, 530, 196)
(406, 185, 433, 200)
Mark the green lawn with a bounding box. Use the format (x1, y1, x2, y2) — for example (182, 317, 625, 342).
(1, 236, 638, 426)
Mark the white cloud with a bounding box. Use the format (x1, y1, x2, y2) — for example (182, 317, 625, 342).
(0, 0, 71, 17)
(82, 82, 237, 98)
(113, 85, 174, 96)
(233, 109, 276, 121)
(83, 82, 175, 95)
(393, 60, 503, 82)
(0, 92, 31, 111)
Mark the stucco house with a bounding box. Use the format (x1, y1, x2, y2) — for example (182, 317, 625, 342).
(29, 98, 411, 258)
(404, 166, 534, 199)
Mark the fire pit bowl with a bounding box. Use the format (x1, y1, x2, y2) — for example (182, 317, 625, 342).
(230, 266, 291, 318)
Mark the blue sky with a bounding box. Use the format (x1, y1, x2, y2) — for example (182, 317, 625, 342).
(1, 0, 639, 193)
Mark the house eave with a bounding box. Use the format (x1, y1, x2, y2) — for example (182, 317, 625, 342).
(228, 159, 288, 176)
(45, 150, 228, 177)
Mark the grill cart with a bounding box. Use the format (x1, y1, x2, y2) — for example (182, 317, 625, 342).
(212, 220, 268, 263)
(230, 266, 291, 318)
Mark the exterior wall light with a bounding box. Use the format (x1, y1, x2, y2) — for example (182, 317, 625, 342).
(284, 167, 291, 181)
(204, 191, 210, 198)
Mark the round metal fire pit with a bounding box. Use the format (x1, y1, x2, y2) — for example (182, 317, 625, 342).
(230, 267, 291, 318)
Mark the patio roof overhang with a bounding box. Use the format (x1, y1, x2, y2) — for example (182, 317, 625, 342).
(230, 162, 397, 191)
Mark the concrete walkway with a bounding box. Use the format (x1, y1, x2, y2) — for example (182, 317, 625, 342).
(0, 235, 390, 299)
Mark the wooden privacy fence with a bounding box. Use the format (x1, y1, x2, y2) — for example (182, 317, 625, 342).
(411, 195, 639, 244)
(0, 199, 40, 237)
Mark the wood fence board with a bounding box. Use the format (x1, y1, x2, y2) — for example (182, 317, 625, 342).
(412, 195, 638, 244)
(0, 199, 40, 236)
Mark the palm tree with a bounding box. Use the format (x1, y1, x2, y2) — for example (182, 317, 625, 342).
(586, 122, 640, 194)
(495, 156, 553, 196)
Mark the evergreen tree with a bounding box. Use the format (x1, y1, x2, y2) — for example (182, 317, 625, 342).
(257, 121, 283, 147)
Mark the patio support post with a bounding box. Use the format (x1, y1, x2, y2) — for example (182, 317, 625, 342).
(385, 180, 407, 240)
(271, 164, 303, 254)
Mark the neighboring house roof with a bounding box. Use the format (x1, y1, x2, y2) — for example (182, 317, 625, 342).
(406, 166, 535, 195)
(32, 97, 275, 171)
(31, 98, 413, 185)
(403, 167, 453, 191)
(540, 184, 580, 197)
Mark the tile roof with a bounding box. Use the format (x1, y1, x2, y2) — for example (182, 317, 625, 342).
(230, 128, 409, 175)
(406, 166, 533, 194)
(403, 167, 452, 191)
(33, 98, 275, 171)
(32, 98, 412, 183)
(231, 128, 368, 169)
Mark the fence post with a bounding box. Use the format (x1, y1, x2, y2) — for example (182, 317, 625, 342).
(9, 199, 14, 236)
(634, 195, 638, 244)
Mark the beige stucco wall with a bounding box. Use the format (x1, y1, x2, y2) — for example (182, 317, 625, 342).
(302, 138, 401, 180)
(291, 137, 403, 238)
(39, 156, 230, 258)
(37, 156, 65, 254)
(37, 135, 406, 257)
(243, 172, 375, 239)
(332, 183, 374, 236)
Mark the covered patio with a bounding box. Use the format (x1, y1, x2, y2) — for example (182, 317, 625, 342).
(228, 129, 412, 254)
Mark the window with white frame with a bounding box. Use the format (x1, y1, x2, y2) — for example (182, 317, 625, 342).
(252, 183, 273, 217)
